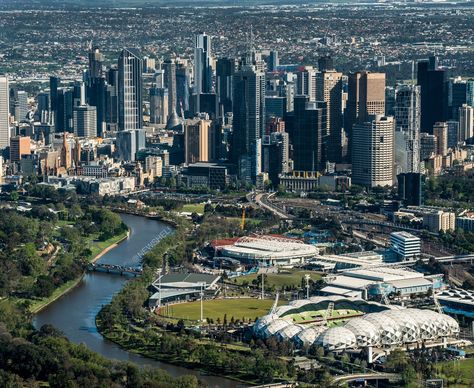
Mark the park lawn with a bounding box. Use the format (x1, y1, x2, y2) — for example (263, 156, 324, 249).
(437, 358, 474, 387)
(233, 269, 323, 290)
(181, 203, 206, 214)
(160, 298, 282, 323)
(85, 229, 129, 261)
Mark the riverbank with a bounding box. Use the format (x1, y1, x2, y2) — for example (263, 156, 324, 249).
(97, 325, 253, 385)
(28, 229, 129, 314)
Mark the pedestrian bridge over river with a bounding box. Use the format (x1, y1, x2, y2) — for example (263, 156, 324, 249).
(86, 263, 143, 277)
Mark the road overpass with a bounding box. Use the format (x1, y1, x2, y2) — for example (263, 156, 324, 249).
(332, 372, 401, 385)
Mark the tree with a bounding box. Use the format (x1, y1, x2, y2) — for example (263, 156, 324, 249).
(9, 191, 19, 202)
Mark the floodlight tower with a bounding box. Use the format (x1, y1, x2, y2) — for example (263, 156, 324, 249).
(305, 274, 311, 299)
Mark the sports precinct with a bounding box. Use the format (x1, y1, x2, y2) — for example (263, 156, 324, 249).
(254, 296, 460, 361)
(211, 235, 319, 266)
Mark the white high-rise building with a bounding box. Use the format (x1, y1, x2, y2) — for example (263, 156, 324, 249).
(459, 104, 474, 143)
(0, 75, 10, 149)
(118, 48, 143, 131)
(194, 32, 213, 95)
(296, 67, 317, 102)
(352, 115, 395, 188)
(394, 84, 421, 173)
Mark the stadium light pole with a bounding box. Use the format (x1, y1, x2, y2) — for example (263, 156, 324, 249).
(199, 282, 205, 323)
(305, 274, 310, 299)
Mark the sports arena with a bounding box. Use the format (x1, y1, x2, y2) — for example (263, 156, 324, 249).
(211, 235, 319, 266)
(254, 296, 460, 360)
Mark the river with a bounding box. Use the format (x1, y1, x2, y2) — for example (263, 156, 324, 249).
(34, 213, 240, 388)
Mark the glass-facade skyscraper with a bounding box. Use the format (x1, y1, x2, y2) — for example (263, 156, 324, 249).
(118, 48, 143, 131)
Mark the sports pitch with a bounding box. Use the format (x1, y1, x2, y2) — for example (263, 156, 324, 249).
(160, 298, 281, 323)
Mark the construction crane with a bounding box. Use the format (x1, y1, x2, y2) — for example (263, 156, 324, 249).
(240, 207, 246, 231)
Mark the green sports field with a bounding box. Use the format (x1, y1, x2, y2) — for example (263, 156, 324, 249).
(159, 298, 282, 323)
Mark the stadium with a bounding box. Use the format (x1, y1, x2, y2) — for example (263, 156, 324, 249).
(254, 296, 460, 360)
(211, 235, 319, 266)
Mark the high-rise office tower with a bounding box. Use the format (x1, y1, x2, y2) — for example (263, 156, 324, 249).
(346, 71, 386, 159)
(318, 56, 334, 72)
(447, 120, 460, 148)
(9, 136, 30, 162)
(316, 70, 343, 163)
(194, 33, 213, 95)
(398, 172, 424, 206)
(176, 63, 191, 113)
(106, 68, 119, 130)
(216, 58, 235, 117)
(433, 122, 448, 156)
(9, 89, 28, 122)
(459, 104, 474, 143)
(87, 77, 106, 137)
(163, 59, 177, 117)
(50, 76, 60, 113)
(36, 92, 50, 121)
(352, 115, 394, 188)
(56, 88, 74, 133)
(417, 56, 448, 132)
(73, 81, 86, 107)
(296, 67, 317, 101)
(292, 95, 325, 172)
(116, 129, 145, 161)
(394, 84, 421, 173)
(448, 77, 474, 120)
(262, 130, 290, 185)
(420, 133, 437, 160)
(231, 61, 266, 182)
(88, 46, 104, 80)
(74, 105, 97, 138)
(87, 47, 106, 136)
(268, 51, 279, 72)
(184, 118, 211, 164)
(118, 48, 143, 131)
(149, 87, 168, 124)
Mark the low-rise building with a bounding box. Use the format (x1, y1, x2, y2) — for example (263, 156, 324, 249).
(319, 174, 351, 192)
(423, 210, 455, 232)
(279, 171, 319, 192)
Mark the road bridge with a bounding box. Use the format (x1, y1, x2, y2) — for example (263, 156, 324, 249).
(332, 372, 401, 385)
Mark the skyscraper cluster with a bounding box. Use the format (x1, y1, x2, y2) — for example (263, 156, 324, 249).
(0, 32, 472, 191)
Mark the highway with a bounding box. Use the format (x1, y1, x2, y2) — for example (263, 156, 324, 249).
(250, 192, 293, 219)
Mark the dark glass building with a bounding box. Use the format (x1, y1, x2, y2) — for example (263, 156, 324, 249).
(417, 57, 448, 133)
(397, 172, 424, 206)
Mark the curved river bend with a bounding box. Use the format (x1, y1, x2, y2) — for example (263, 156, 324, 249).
(34, 214, 239, 388)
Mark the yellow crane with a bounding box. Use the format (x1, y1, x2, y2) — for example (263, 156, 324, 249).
(240, 207, 246, 231)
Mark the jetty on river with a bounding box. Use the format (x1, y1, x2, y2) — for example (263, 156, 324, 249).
(87, 263, 143, 277)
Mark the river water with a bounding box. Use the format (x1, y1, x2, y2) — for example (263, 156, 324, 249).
(34, 213, 240, 388)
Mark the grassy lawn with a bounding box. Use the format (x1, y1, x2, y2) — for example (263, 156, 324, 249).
(437, 358, 474, 387)
(181, 203, 206, 214)
(159, 298, 281, 323)
(233, 269, 323, 290)
(85, 230, 128, 261)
